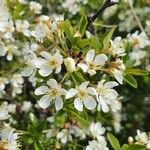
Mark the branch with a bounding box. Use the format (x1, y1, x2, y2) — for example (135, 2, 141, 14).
(87, 0, 118, 28)
(127, 0, 145, 33)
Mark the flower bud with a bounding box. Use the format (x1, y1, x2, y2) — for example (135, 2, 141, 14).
(128, 136, 134, 144)
(64, 57, 75, 73)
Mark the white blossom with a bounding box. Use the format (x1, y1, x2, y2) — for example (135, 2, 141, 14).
(35, 79, 66, 111)
(96, 80, 118, 112)
(34, 51, 63, 77)
(29, 1, 42, 14)
(78, 49, 108, 76)
(0, 104, 10, 120)
(89, 122, 105, 140)
(15, 20, 30, 37)
(66, 81, 97, 111)
(110, 37, 126, 56)
(57, 129, 72, 144)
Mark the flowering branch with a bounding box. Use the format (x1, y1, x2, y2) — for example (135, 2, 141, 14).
(87, 0, 118, 28)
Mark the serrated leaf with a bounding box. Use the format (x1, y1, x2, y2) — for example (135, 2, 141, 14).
(125, 69, 148, 76)
(107, 133, 121, 150)
(124, 74, 137, 88)
(78, 14, 88, 37)
(103, 26, 116, 48)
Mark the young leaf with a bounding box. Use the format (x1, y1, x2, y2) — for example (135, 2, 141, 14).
(125, 69, 148, 76)
(61, 20, 75, 43)
(124, 74, 137, 88)
(107, 133, 121, 150)
(103, 26, 116, 48)
(78, 14, 88, 37)
(121, 144, 129, 150)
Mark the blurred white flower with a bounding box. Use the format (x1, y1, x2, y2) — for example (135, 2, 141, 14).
(90, 122, 105, 140)
(78, 49, 107, 76)
(57, 129, 72, 144)
(31, 23, 50, 42)
(15, 20, 30, 37)
(127, 31, 150, 49)
(96, 80, 118, 112)
(29, 1, 42, 14)
(86, 139, 108, 150)
(35, 79, 66, 111)
(135, 130, 149, 144)
(0, 124, 20, 150)
(35, 51, 63, 77)
(66, 81, 97, 111)
(21, 101, 32, 112)
(110, 37, 126, 56)
(129, 49, 147, 66)
(0, 19, 14, 39)
(0, 104, 10, 120)
(0, 77, 9, 91)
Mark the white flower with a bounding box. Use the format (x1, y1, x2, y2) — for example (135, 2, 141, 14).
(111, 0, 119, 2)
(89, 122, 105, 140)
(31, 23, 50, 42)
(110, 37, 126, 56)
(78, 50, 107, 76)
(96, 80, 118, 112)
(21, 101, 32, 112)
(0, 124, 20, 150)
(129, 49, 147, 66)
(35, 51, 63, 77)
(64, 57, 76, 73)
(0, 19, 14, 39)
(0, 77, 9, 91)
(110, 59, 125, 84)
(29, 1, 42, 14)
(66, 81, 97, 111)
(10, 74, 24, 87)
(0, 104, 10, 120)
(35, 79, 66, 111)
(57, 129, 72, 144)
(86, 139, 108, 150)
(135, 130, 149, 144)
(0, 43, 6, 56)
(15, 20, 30, 37)
(127, 31, 150, 49)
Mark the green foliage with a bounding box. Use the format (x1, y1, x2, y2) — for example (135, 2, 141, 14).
(107, 133, 121, 150)
(124, 74, 138, 88)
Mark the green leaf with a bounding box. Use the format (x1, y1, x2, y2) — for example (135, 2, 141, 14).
(61, 20, 75, 43)
(34, 140, 44, 150)
(125, 69, 148, 76)
(124, 74, 137, 88)
(121, 144, 129, 150)
(128, 144, 146, 150)
(54, 110, 67, 128)
(107, 133, 121, 150)
(103, 26, 116, 48)
(78, 14, 88, 37)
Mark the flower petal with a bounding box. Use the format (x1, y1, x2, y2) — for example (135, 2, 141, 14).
(21, 67, 33, 77)
(38, 95, 51, 109)
(77, 63, 88, 72)
(74, 98, 83, 111)
(40, 51, 51, 59)
(34, 58, 46, 68)
(66, 88, 78, 99)
(39, 64, 52, 77)
(47, 79, 58, 88)
(94, 54, 108, 66)
(83, 97, 96, 110)
(104, 81, 119, 88)
(55, 97, 63, 111)
(79, 81, 89, 89)
(86, 49, 95, 63)
(35, 86, 49, 95)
